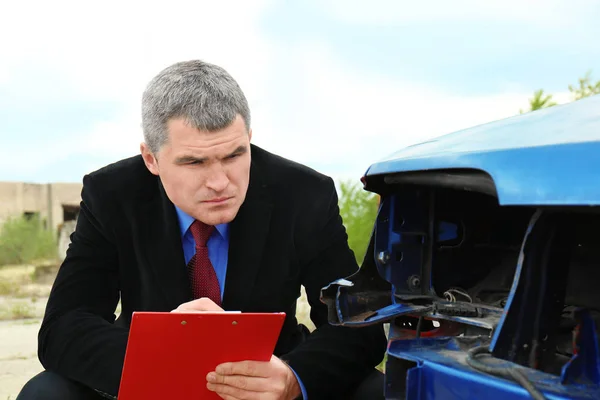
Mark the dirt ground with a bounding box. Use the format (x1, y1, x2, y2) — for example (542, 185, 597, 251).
(0, 318, 44, 399)
(0, 264, 51, 399)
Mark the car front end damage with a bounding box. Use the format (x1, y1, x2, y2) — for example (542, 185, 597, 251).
(322, 95, 600, 399)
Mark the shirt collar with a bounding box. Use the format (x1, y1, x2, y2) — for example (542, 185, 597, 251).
(174, 205, 229, 240)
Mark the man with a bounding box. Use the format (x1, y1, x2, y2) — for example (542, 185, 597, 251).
(17, 60, 386, 400)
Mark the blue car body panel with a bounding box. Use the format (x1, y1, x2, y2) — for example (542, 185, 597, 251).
(389, 338, 600, 399)
(365, 95, 600, 206)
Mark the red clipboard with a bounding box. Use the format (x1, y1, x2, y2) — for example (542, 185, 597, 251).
(118, 311, 286, 400)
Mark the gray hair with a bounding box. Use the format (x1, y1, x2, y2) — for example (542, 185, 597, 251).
(141, 60, 251, 154)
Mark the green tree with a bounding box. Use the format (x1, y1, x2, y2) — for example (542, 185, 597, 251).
(520, 89, 557, 113)
(569, 70, 600, 100)
(338, 180, 380, 264)
(521, 71, 600, 114)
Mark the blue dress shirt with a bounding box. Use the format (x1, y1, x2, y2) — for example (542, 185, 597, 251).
(175, 206, 229, 296)
(174, 206, 307, 399)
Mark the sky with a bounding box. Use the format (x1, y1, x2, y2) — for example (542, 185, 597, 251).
(1, 0, 599, 184)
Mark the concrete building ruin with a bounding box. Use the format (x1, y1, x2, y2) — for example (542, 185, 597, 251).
(0, 181, 82, 259)
(0, 181, 82, 231)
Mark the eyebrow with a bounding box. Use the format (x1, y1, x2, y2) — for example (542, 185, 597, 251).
(174, 145, 248, 164)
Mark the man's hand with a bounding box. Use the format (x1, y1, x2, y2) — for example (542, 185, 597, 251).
(206, 355, 302, 400)
(171, 298, 224, 312)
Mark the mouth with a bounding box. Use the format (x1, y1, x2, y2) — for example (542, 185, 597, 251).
(204, 197, 232, 204)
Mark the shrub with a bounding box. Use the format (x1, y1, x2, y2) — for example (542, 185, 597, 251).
(0, 215, 57, 266)
(338, 179, 380, 264)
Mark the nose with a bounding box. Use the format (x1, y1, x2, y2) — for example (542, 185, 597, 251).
(205, 163, 229, 193)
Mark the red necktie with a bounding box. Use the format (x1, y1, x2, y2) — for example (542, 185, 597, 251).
(187, 220, 221, 305)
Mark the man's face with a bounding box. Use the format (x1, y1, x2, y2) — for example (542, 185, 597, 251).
(141, 115, 252, 226)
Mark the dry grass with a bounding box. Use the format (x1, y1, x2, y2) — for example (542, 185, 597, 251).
(0, 265, 33, 297)
(0, 262, 56, 320)
(0, 301, 36, 320)
(0, 263, 55, 296)
(9, 302, 35, 319)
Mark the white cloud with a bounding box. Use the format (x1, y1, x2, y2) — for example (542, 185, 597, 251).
(250, 40, 562, 181)
(0, 0, 273, 102)
(0, 0, 575, 183)
(0, 0, 275, 178)
(315, 0, 595, 27)
(0, 66, 8, 86)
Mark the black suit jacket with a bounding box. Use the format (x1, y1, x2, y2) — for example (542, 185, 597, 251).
(38, 145, 386, 399)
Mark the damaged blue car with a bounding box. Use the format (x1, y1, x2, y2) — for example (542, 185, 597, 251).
(322, 94, 600, 399)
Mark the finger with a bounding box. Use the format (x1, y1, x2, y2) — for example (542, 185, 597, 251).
(207, 372, 268, 391)
(173, 298, 224, 312)
(177, 298, 223, 311)
(206, 382, 262, 400)
(212, 391, 242, 400)
(216, 360, 269, 377)
(218, 394, 244, 400)
(217, 395, 240, 400)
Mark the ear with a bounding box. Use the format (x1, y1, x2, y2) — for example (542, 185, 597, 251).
(248, 128, 253, 142)
(140, 142, 160, 176)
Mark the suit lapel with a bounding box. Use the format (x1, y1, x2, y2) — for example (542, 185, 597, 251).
(222, 160, 273, 311)
(139, 178, 192, 309)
